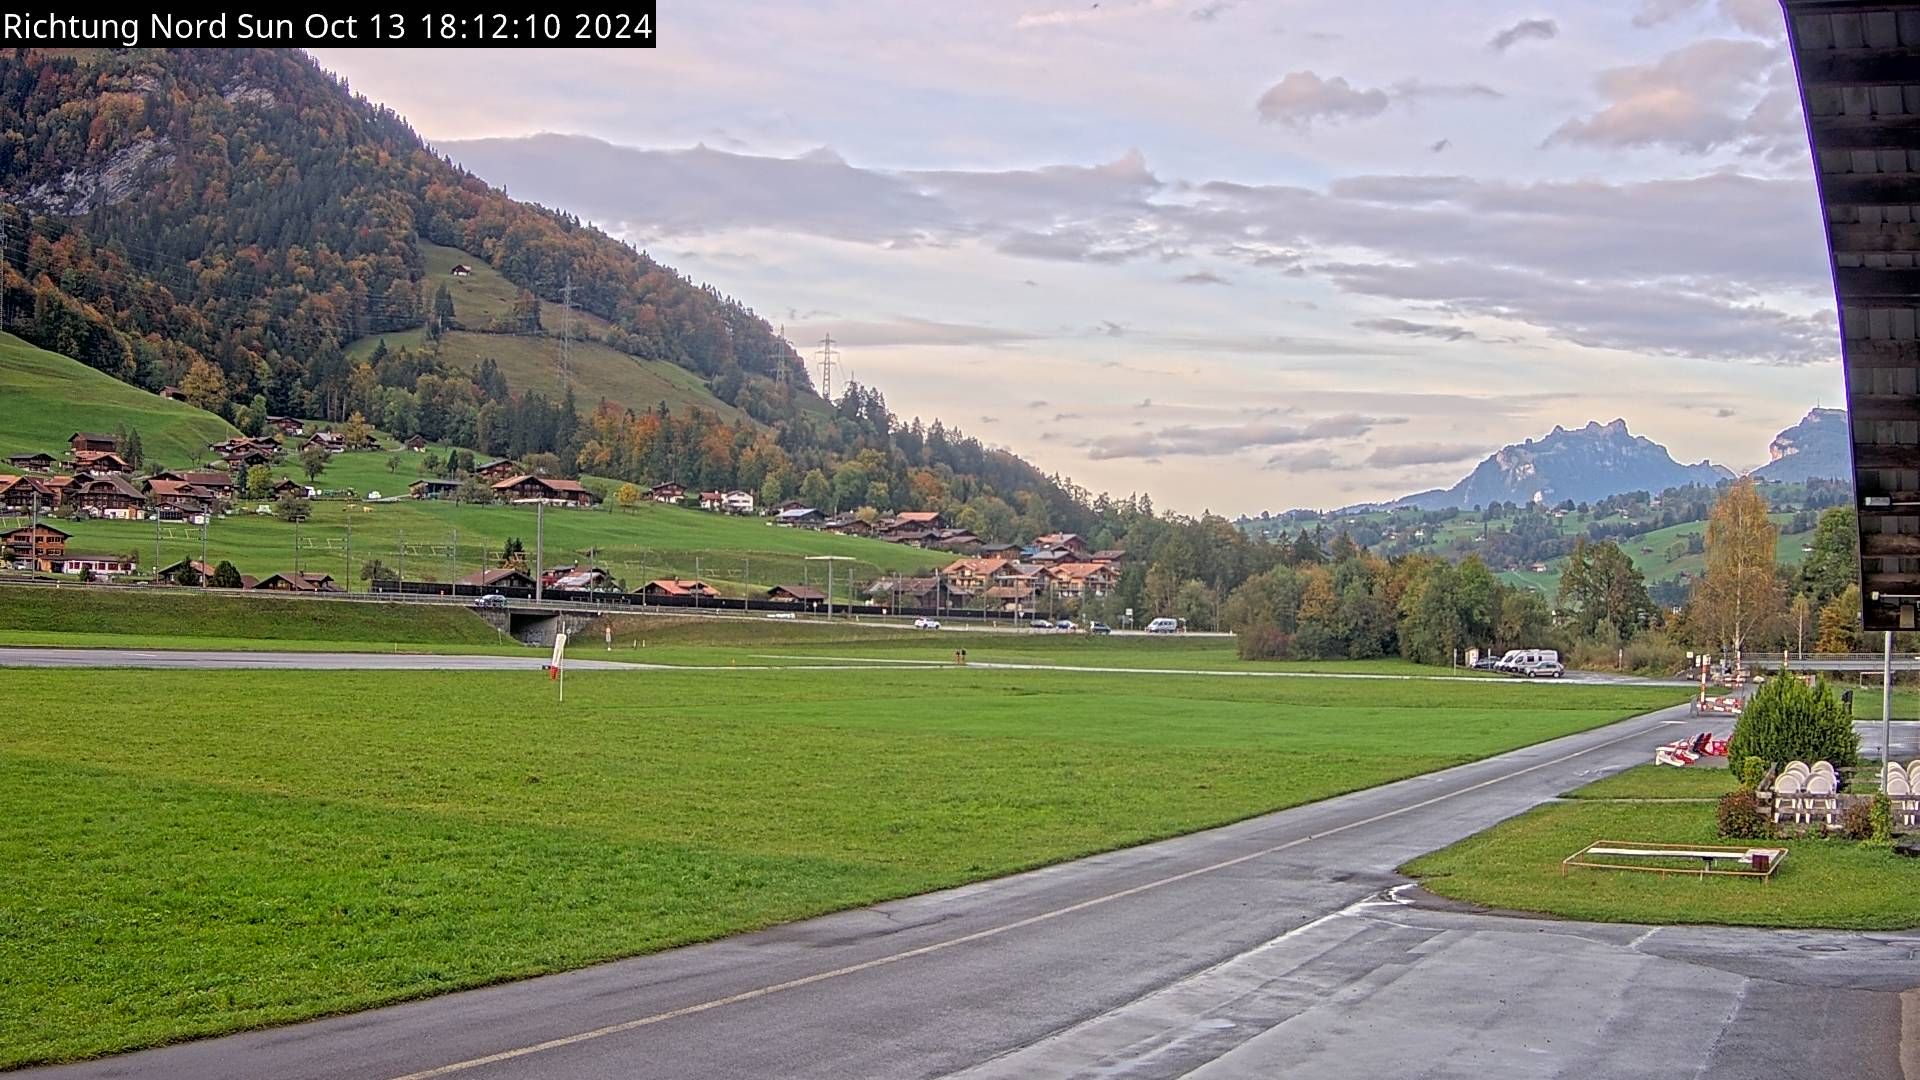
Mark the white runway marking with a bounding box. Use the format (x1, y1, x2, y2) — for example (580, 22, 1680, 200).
(384, 712, 1678, 1080)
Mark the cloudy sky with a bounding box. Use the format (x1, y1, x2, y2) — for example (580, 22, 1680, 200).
(311, 0, 1845, 515)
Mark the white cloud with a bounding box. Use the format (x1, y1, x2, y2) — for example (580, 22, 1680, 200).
(1255, 72, 1391, 129)
(1548, 39, 1784, 155)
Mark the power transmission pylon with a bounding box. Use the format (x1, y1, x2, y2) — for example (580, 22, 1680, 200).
(816, 333, 838, 401)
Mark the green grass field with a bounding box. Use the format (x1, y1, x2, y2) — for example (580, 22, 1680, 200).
(1406, 766, 1920, 930)
(0, 333, 237, 468)
(0, 586, 507, 651)
(345, 243, 748, 422)
(0, 667, 1687, 1066)
(27, 473, 947, 595)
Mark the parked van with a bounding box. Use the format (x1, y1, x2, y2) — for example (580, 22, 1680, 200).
(1145, 617, 1181, 634)
(1500, 648, 1560, 675)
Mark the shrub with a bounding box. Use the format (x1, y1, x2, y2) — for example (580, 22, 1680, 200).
(1717, 791, 1773, 840)
(1841, 798, 1874, 840)
(1237, 625, 1293, 661)
(1725, 675, 1860, 769)
(1870, 792, 1894, 847)
(1737, 756, 1767, 791)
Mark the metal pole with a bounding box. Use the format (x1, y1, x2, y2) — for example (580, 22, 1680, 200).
(535, 500, 544, 602)
(345, 522, 352, 594)
(1885, 630, 1895, 779)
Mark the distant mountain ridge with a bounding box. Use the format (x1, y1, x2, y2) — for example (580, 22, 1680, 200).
(1381, 419, 1733, 511)
(1751, 407, 1849, 483)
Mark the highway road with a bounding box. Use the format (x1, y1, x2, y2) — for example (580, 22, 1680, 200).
(25, 701, 1917, 1080)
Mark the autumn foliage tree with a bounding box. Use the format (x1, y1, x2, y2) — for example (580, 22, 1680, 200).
(1692, 479, 1782, 667)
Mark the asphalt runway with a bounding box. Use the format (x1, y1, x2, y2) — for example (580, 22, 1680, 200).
(25, 701, 1917, 1080)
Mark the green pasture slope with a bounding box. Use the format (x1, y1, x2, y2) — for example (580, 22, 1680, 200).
(48, 481, 948, 595)
(0, 334, 237, 467)
(345, 242, 749, 422)
(0, 666, 1688, 1066)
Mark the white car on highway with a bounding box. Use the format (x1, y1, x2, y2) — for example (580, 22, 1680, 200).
(913, 617, 941, 630)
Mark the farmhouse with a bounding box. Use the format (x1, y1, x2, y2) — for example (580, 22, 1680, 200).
(639, 578, 719, 599)
(7, 452, 57, 472)
(302, 431, 347, 454)
(72, 450, 132, 473)
(409, 478, 462, 500)
(475, 458, 520, 481)
(251, 571, 342, 593)
(887, 511, 948, 531)
(456, 567, 536, 591)
(68, 474, 148, 519)
(153, 558, 221, 584)
(491, 475, 599, 506)
(766, 584, 826, 603)
(68, 432, 119, 455)
(821, 514, 874, 537)
(160, 385, 186, 401)
(2, 522, 70, 566)
(721, 489, 756, 514)
(648, 482, 686, 503)
(1033, 532, 1092, 559)
(144, 479, 219, 517)
(153, 469, 237, 498)
(450, 264, 473, 276)
(266, 416, 306, 437)
(403, 435, 429, 451)
(270, 478, 311, 498)
(775, 507, 824, 527)
(0, 474, 54, 514)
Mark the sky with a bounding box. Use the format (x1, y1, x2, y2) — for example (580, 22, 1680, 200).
(309, 0, 1847, 516)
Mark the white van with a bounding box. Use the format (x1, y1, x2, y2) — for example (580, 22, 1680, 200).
(1145, 617, 1180, 634)
(1500, 648, 1559, 675)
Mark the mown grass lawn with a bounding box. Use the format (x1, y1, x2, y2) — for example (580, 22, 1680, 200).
(0, 586, 508, 648)
(1, 667, 1686, 1067)
(1562, 763, 1738, 800)
(1406, 768, 1920, 931)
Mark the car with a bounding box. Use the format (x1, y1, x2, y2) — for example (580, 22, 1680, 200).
(1089, 622, 1112, 635)
(765, 611, 797, 620)
(1145, 617, 1180, 634)
(1031, 619, 1053, 630)
(913, 617, 941, 630)
(1056, 620, 1078, 632)
(476, 593, 507, 608)
(1521, 660, 1564, 678)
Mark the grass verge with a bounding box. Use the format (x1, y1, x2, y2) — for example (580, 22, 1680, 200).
(1405, 766, 1920, 930)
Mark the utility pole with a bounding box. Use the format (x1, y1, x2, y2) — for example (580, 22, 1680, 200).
(28, 489, 39, 571)
(397, 527, 405, 587)
(694, 555, 702, 610)
(199, 511, 209, 589)
(535, 499, 545, 602)
(449, 527, 457, 587)
(816, 333, 838, 402)
(1885, 630, 1895, 781)
(345, 522, 353, 594)
(743, 555, 750, 611)
(776, 324, 791, 389)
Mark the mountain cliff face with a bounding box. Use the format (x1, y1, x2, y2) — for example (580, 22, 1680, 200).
(1751, 407, 1850, 483)
(1394, 419, 1731, 510)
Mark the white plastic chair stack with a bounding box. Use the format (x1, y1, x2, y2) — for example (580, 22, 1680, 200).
(1804, 769, 1838, 828)
(1772, 769, 1804, 825)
